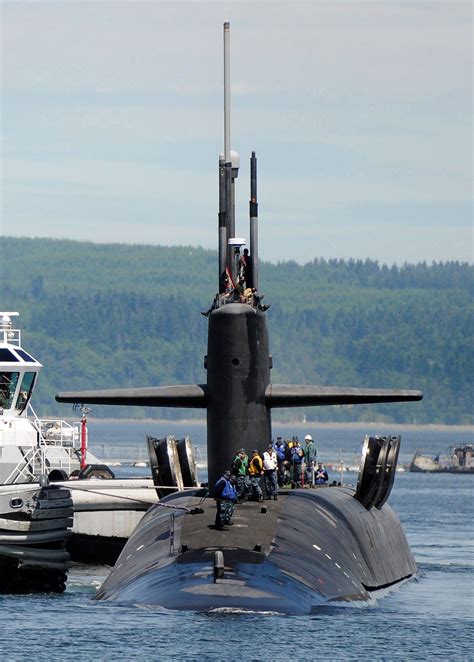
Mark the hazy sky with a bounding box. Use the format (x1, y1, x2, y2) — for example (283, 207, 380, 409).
(1, 1, 472, 265)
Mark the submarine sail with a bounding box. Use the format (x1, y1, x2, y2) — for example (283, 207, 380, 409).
(56, 22, 422, 614)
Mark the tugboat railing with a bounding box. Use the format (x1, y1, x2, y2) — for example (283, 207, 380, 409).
(5, 404, 85, 484)
(29, 404, 81, 449)
(4, 446, 45, 484)
(1, 327, 21, 346)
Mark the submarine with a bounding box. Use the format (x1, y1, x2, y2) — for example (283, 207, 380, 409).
(56, 23, 422, 614)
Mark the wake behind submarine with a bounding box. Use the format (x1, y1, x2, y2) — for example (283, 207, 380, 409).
(56, 23, 422, 614)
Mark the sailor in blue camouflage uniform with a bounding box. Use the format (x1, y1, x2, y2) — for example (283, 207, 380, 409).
(274, 437, 288, 486)
(214, 471, 237, 530)
(290, 439, 304, 488)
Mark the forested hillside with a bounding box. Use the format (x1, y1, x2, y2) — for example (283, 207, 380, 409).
(2, 237, 472, 424)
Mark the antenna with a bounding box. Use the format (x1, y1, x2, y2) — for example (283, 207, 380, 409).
(218, 22, 241, 290)
(223, 21, 231, 163)
(249, 151, 258, 290)
(218, 22, 232, 291)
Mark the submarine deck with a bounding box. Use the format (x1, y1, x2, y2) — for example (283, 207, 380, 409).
(178, 493, 286, 563)
(96, 483, 416, 611)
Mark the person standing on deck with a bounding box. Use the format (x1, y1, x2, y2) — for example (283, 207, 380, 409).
(303, 434, 317, 486)
(274, 437, 288, 486)
(248, 450, 264, 501)
(232, 449, 250, 502)
(263, 444, 279, 500)
(290, 440, 304, 488)
(214, 471, 237, 530)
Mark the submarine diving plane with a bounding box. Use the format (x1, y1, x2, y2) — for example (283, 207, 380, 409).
(56, 23, 422, 614)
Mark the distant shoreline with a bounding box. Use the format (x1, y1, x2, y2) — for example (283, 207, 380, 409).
(76, 417, 473, 433)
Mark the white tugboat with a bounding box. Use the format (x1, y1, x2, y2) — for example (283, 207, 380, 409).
(0, 312, 188, 570)
(0, 312, 100, 484)
(0, 312, 75, 591)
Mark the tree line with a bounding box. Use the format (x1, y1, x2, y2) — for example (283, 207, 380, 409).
(2, 237, 472, 425)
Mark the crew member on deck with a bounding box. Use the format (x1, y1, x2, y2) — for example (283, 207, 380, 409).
(315, 462, 329, 485)
(248, 450, 264, 501)
(243, 287, 256, 305)
(214, 471, 237, 530)
(232, 448, 250, 502)
(290, 439, 304, 488)
(263, 444, 278, 499)
(274, 437, 288, 486)
(239, 248, 251, 286)
(303, 434, 317, 486)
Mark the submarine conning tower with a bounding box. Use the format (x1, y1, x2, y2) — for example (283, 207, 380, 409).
(206, 304, 271, 489)
(206, 21, 269, 487)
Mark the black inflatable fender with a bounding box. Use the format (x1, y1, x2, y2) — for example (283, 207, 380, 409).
(78, 464, 115, 480)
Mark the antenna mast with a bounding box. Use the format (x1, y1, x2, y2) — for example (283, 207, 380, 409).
(218, 22, 241, 290)
(223, 22, 231, 164)
(249, 151, 258, 291)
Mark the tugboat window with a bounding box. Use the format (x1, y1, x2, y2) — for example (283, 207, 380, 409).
(0, 348, 19, 362)
(15, 372, 36, 414)
(0, 372, 20, 409)
(232, 358, 240, 366)
(15, 349, 36, 363)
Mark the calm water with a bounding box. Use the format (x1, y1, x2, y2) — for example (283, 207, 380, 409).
(1, 422, 472, 661)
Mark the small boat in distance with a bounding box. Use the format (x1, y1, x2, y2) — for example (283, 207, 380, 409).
(410, 444, 474, 473)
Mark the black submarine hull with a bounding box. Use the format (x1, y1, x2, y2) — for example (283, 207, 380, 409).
(95, 486, 416, 614)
